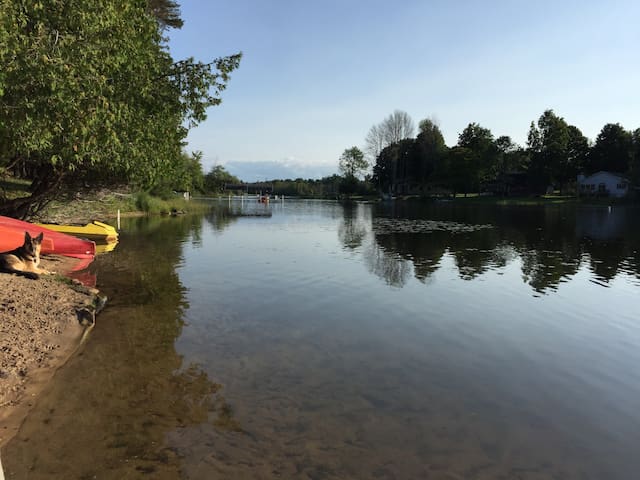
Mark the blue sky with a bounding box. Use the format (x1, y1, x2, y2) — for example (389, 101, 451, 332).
(169, 0, 640, 181)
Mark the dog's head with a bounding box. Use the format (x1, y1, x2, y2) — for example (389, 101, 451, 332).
(23, 231, 44, 258)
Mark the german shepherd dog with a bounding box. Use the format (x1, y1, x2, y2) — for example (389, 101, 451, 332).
(0, 231, 51, 280)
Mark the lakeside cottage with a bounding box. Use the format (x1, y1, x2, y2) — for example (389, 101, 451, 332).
(577, 171, 630, 198)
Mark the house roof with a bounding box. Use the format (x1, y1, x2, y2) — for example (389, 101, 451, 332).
(580, 171, 629, 182)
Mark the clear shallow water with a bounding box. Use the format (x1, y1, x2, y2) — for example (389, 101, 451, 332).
(3, 201, 640, 479)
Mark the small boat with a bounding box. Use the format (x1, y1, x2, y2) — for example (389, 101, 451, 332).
(35, 220, 118, 241)
(0, 216, 96, 258)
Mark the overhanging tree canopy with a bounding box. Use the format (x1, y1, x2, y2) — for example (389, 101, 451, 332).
(0, 0, 241, 218)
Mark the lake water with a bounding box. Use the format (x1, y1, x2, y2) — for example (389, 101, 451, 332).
(3, 200, 640, 479)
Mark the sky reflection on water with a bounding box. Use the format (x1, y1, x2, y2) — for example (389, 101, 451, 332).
(174, 201, 640, 479)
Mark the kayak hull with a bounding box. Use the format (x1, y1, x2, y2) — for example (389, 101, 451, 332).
(35, 220, 118, 241)
(0, 227, 55, 253)
(0, 216, 96, 258)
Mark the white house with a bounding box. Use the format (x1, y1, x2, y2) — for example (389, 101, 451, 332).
(577, 171, 629, 198)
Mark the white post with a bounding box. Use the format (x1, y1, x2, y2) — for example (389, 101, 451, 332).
(117, 209, 121, 230)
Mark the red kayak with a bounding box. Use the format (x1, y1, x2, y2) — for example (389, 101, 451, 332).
(0, 216, 96, 258)
(1, 225, 56, 252)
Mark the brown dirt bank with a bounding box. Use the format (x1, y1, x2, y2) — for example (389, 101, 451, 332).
(0, 255, 102, 448)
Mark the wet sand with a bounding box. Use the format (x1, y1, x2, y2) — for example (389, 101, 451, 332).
(0, 255, 98, 448)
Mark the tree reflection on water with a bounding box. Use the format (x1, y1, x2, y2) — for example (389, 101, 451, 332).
(3, 214, 240, 480)
(339, 202, 640, 293)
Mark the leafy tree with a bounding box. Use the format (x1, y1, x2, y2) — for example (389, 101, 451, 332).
(458, 122, 494, 153)
(165, 150, 204, 193)
(147, 0, 184, 29)
(338, 147, 368, 195)
(372, 139, 418, 194)
(527, 121, 542, 152)
(415, 118, 447, 183)
(587, 123, 633, 174)
(372, 146, 394, 192)
(526, 111, 586, 193)
(495, 136, 517, 173)
(442, 147, 475, 196)
(457, 122, 497, 188)
(338, 175, 360, 196)
(565, 125, 589, 180)
(490, 136, 530, 196)
(496, 136, 529, 173)
(527, 121, 588, 194)
(139, 150, 205, 198)
(187, 151, 205, 193)
(203, 165, 239, 194)
(527, 110, 569, 193)
(338, 147, 367, 179)
(493, 136, 512, 182)
(495, 136, 517, 155)
(0, 0, 241, 218)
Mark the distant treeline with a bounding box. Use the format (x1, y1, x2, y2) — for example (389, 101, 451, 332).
(216, 109, 639, 200)
(270, 175, 375, 198)
(206, 173, 370, 199)
(365, 109, 640, 197)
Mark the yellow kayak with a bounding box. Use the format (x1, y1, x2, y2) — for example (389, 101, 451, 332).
(36, 220, 118, 241)
(95, 239, 118, 254)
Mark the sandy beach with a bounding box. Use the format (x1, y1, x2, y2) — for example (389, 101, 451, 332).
(0, 255, 101, 449)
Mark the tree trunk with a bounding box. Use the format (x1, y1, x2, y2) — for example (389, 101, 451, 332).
(0, 170, 64, 220)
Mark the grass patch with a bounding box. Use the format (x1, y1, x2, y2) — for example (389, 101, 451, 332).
(37, 188, 210, 222)
(2, 175, 211, 221)
(134, 191, 165, 213)
(134, 192, 210, 214)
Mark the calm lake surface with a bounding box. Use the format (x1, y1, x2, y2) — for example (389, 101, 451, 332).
(4, 200, 640, 479)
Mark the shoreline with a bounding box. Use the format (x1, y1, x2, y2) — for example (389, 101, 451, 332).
(0, 189, 197, 470)
(0, 255, 102, 449)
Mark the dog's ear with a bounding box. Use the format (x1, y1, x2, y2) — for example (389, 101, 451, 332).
(24, 231, 32, 242)
(35, 232, 44, 244)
